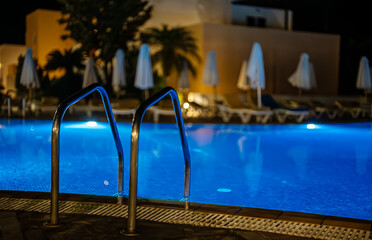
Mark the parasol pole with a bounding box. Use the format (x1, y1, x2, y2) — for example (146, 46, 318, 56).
(28, 87, 32, 101)
(28, 85, 34, 113)
(257, 84, 262, 109)
(246, 86, 252, 105)
(182, 88, 188, 104)
(213, 85, 217, 117)
(364, 89, 368, 103)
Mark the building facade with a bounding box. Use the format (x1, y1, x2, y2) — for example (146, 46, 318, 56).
(0, 44, 26, 90)
(2, 1, 340, 95)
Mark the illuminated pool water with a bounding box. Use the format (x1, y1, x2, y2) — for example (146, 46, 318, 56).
(0, 119, 371, 220)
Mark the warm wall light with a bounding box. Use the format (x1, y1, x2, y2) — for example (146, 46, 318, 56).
(183, 102, 190, 109)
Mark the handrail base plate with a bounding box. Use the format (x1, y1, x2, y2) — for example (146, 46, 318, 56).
(43, 221, 64, 228)
(120, 229, 141, 237)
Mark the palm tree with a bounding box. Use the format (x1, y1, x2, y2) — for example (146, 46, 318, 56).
(140, 25, 200, 86)
(44, 48, 85, 99)
(44, 48, 84, 78)
(58, 0, 152, 91)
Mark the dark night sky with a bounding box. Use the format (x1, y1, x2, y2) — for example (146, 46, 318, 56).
(1, 0, 371, 94)
(0, 0, 61, 45)
(1, 0, 370, 44)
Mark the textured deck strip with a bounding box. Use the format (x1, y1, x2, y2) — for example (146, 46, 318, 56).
(0, 197, 371, 240)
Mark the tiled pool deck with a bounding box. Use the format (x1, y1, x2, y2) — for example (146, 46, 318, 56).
(0, 191, 371, 239)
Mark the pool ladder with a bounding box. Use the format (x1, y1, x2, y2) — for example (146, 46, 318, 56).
(45, 83, 191, 237)
(1, 89, 26, 118)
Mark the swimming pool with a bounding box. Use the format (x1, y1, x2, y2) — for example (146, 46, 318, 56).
(0, 119, 371, 221)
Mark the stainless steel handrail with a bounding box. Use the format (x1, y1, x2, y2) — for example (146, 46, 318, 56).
(6, 96, 10, 117)
(1, 89, 16, 118)
(45, 83, 125, 227)
(124, 86, 191, 235)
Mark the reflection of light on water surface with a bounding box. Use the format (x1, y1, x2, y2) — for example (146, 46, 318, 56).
(1, 119, 372, 221)
(63, 121, 107, 129)
(188, 128, 215, 146)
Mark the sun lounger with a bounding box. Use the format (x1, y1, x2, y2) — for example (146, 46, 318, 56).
(112, 98, 140, 119)
(261, 95, 309, 123)
(185, 92, 215, 118)
(309, 100, 339, 119)
(69, 98, 105, 117)
(149, 98, 177, 123)
(1, 95, 12, 117)
(149, 97, 207, 122)
(285, 99, 339, 120)
(184, 101, 212, 118)
(148, 93, 212, 122)
(1, 91, 25, 118)
(218, 94, 273, 124)
(334, 100, 369, 119)
(33, 96, 59, 116)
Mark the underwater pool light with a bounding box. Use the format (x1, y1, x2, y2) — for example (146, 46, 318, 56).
(63, 121, 106, 129)
(86, 121, 97, 127)
(306, 123, 320, 129)
(217, 188, 232, 193)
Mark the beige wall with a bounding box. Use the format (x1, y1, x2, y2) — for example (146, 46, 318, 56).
(186, 23, 340, 96)
(0, 44, 26, 90)
(232, 5, 292, 30)
(22, 9, 340, 96)
(142, 0, 231, 30)
(26, 9, 77, 68)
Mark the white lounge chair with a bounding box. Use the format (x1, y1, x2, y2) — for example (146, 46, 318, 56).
(1, 95, 12, 117)
(33, 96, 59, 117)
(284, 99, 339, 120)
(148, 98, 202, 122)
(218, 94, 273, 124)
(112, 98, 140, 120)
(334, 100, 367, 119)
(1, 91, 25, 118)
(309, 100, 339, 119)
(149, 98, 176, 123)
(261, 95, 309, 123)
(69, 98, 105, 117)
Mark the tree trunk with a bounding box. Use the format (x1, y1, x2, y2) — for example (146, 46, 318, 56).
(162, 62, 169, 86)
(104, 60, 113, 94)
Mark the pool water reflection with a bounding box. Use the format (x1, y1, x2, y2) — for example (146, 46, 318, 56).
(0, 119, 371, 220)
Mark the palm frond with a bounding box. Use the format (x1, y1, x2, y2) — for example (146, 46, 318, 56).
(140, 24, 200, 80)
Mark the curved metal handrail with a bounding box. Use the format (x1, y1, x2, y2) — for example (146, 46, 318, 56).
(46, 83, 124, 227)
(1, 89, 17, 118)
(2, 96, 11, 118)
(125, 86, 191, 235)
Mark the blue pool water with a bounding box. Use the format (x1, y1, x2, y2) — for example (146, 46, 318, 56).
(0, 119, 372, 220)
